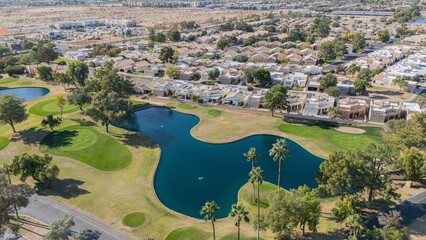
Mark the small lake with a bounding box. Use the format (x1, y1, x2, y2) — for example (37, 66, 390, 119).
(0, 87, 50, 101)
(414, 15, 426, 23)
(124, 107, 323, 218)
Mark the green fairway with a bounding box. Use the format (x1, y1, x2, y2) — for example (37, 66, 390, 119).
(129, 99, 149, 110)
(278, 123, 383, 153)
(18, 81, 34, 86)
(123, 212, 145, 227)
(40, 125, 131, 171)
(239, 181, 277, 208)
(29, 97, 85, 116)
(0, 136, 10, 150)
(176, 103, 197, 109)
(166, 227, 210, 240)
(208, 109, 222, 117)
(0, 78, 18, 84)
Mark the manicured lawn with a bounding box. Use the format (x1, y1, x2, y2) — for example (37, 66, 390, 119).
(208, 109, 222, 117)
(166, 227, 210, 240)
(238, 181, 277, 208)
(278, 122, 384, 153)
(123, 212, 145, 227)
(40, 125, 131, 171)
(0, 77, 18, 84)
(221, 233, 261, 240)
(29, 97, 84, 116)
(176, 103, 197, 109)
(18, 81, 34, 86)
(129, 99, 149, 110)
(0, 136, 10, 150)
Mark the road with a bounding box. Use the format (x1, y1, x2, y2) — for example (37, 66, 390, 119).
(19, 195, 132, 240)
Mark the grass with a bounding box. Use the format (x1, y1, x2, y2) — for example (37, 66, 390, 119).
(208, 109, 222, 117)
(221, 233, 261, 240)
(40, 125, 132, 171)
(278, 122, 384, 153)
(18, 81, 34, 86)
(123, 212, 145, 227)
(52, 58, 74, 65)
(29, 97, 85, 117)
(0, 77, 18, 84)
(176, 103, 197, 109)
(0, 136, 10, 150)
(129, 99, 149, 110)
(166, 227, 210, 240)
(238, 181, 278, 208)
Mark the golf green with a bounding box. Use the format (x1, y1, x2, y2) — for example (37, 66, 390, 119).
(40, 126, 131, 171)
(166, 227, 210, 240)
(122, 212, 145, 227)
(29, 98, 83, 116)
(0, 78, 18, 84)
(0, 136, 10, 150)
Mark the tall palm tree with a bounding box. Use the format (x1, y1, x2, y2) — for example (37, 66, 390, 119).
(244, 147, 259, 201)
(229, 203, 250, 240)
(269, 138, 290, 191)
(200, 201, 220, 240)
(55, 95, 66, 119)
(249, 167, 264, 240)
(244, 147, 259, 170)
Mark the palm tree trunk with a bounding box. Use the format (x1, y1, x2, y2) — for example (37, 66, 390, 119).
(237, 222, 240, 240)
(212, 220, 216, 240)
(252, 183, 255, 202)
(60, 108, 63, 119)
(257, 181, 260, 240)
(277, 159, 281, 191)
(252, 160, 254, 170)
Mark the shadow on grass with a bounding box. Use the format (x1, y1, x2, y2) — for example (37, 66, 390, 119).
(38, 178, 90, 199)
(71, 118, 97, 127)
(11, 128, 50, 145)
(305, 230, 346, 240)
(115, 132, 158, 149)
(40, 130, 78, 149)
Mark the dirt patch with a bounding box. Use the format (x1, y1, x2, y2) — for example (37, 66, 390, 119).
(334, 126, 366, 134)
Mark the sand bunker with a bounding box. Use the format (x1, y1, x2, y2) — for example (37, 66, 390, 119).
(335, 126, 366, 134)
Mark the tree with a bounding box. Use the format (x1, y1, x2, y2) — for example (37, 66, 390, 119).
(159, 46, 175, 63)
(88, 62, 134, 98)
(67, 89, 91, 111)
(254, 69, 271, 86)
(318, 41, 336, 61)
(348, 64, 361, 76)
(200, 201, 220, 240)
(8, 153, 59, 186)
(336, 65, 347, 74)
(53, 72, 73, 90)
(68, 61, 89, 87)
(229, 203, 250, 240)
(320, 73, 337, 91)
(331, 195, 358, 222)
(148, 29, 156, 42)
(208, 68, 220, 80)
(0, 94, 28, 133)
(344, 214, 364, 238)
(328, 107, 343, 119)
(41, 115, 62, 131)
(416, 93, 426, 106)
(43, 215, 74, 240)
(293, 185, 321, 235)
(29, 40, 58, 64)
(249, 167, 264, 240)
(165, 65, 181, 79)
(354, 79, 371, 94)
(36, 66, 53, 81)
(168, 29, 181, 42)
(243, 36, 258, 46)
(393, 76, 408, 91)
(263, 85, 288, 117)
(402, 148, 425, 182)
(287, 25, 306, 42)
(85, 91, 132, 132)
(243, 66, 258, 84)
(55, 95, 66, 119)
(0, 46, 10, 56)
(0, 172, 33, 238)
(235, 55, 249, 63)
(155, 32, 166, 42)
(244, 147, 259, 170)
(269, 138, 290, 191)
(4, 66, 26, 77)
(325, 86, 340, 98)
(352, 33, 366, 53)
(377, 29, 390, 43)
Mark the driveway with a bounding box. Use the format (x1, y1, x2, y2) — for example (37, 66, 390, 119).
(19, 195, 132, 240)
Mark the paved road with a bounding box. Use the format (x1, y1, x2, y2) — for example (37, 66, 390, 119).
(19, 195, 132, 240)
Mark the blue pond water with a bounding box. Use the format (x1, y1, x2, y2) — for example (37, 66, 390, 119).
(124, 107, 323, 218)
(0, 87, 49, 101)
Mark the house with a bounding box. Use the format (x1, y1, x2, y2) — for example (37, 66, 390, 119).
(301, 55, 318, 66)
(287, 91, 306, 113)
(337, 98, 368, 120)
(224, 92, 247, 106)
(219, 69, 242, 85)
(368, 99, 402, 123)
(302, 94, 335, 117)
(114, 59, 135, 73)
(223, 50, 239, 61)
(134, 61, 151, 73)
(250, 52, 270, 63)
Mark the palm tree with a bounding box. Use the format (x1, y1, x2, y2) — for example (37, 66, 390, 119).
(229, 203, 250, 240)
(269, 138, 290, 191)
(344, 214, 364, 238)
(200, 201, 220, 240)
(41, 115, 62, 131)
(244, 147, 259, 201)
(328, 107, 343, 119)
(55, 95, 66, 119)
(244, 147, 259, 170)
(249, 167, 264, 240)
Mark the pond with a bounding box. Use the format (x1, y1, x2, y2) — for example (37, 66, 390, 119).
(124, 107, 323, 218)
(0, 87, 50, 101)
